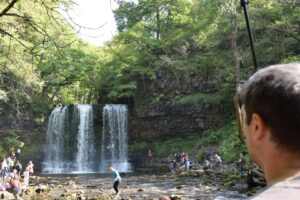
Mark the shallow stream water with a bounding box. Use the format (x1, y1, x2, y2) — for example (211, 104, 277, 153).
(36, 173, 248, 200)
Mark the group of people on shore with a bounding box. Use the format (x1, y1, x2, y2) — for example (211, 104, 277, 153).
(170, 152, 191, 173)
(203, 153, 222, 170)
(0, 149, 34, 198)
(167, 64, 300, 199)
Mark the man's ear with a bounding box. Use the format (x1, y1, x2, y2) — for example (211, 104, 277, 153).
(250, 113, 267, 140)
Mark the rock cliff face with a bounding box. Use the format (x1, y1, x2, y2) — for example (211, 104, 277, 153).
(129, 67, 231, 140)
(0, 66, 232, 172)
(0, 103, 47, 171)
(130, 102, 228, 140)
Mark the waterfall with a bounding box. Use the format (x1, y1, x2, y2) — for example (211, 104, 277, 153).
(100, 104, 131, 172)
(42, 106, 68, 173)
(74, 105, 95, 172)
(42, 104, 131, 174)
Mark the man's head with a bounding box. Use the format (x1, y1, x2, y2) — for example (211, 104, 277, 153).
(240, 63, 300, 163)
(108, 166, 114, 172)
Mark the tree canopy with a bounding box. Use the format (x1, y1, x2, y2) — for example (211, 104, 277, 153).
(0, 0, 299, 117)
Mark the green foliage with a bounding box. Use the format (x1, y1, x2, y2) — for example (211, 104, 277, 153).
(0, 133, 24, 152)
(129, 141, 148, 152)
(129, 135, 203, 158)
(0, 145, 6, 157)
(153, 93, 165, 103)
(195, 150, 205, 162)
(200, 121, 247, 163)
(0, 0, 299, 140)
(281, 56, 300, 63)
(0, 0, 79, 115)
(220, 132, 247, 162)
(178, 92, 223, 104)
(218, 122, 247, 162)
(152, 136, 202, 156)
(178, 83, 235, 106)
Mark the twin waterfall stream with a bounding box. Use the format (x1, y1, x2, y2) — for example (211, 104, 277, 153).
(42, 104, 131, 174)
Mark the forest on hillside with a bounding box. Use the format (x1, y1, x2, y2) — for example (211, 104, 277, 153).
(0, 0, 299, 157)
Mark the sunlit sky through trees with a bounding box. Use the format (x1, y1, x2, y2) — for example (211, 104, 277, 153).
(62, 0, 119, 46)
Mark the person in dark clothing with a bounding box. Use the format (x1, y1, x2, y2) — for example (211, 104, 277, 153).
(15, 149, 21, 161)
(175, 152, 181, 163)
(14, 160, 22, 177)
(237, 153, 246, 176)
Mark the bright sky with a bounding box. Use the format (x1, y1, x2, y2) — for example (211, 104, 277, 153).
(64, 0, 119, 46)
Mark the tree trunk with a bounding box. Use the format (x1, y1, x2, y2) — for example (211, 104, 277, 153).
(156, 6, 160, 40)
(231, 0, 240, 92)
(280, 31, 286, 59)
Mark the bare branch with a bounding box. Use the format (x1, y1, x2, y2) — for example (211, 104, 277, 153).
(0, 28, 35, 54)
(63, 8, 108, 30)
(267, 26, 300, 42)
(0, 0, 19, 17)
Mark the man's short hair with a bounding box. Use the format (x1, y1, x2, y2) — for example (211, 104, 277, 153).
(240, 63, 300, 153)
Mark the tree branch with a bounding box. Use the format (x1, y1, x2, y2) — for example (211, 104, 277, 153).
(0, 28, 34, 54)
(267, 26, 300, 43)
(0, 0, 19, 17)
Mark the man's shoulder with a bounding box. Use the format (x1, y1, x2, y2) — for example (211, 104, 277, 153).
(249, 178, 300, 200)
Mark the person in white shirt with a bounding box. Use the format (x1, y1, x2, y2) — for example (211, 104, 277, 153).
(23, 167, 30, 189)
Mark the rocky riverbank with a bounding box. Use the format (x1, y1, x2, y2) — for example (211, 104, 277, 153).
(0, 168, 252, 200)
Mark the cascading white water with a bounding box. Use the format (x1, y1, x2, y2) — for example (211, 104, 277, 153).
(42, 106, 68, 173)
(74, 105, 95, 172)
(100, 104, 131, 172)
(42, 104, 131, 174)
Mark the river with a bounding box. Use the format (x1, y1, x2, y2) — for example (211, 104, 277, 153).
(27, 172, 248, 200)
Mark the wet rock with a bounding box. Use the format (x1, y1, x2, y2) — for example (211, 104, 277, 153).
(61, 192, 71, 197)
(204, 169, 214, 175)
(0, 191, 15, 199)
(179, 172, 188, 176)
(223, 181, 235, 188)
(66, 180, 76, 185)
(170, 194, 181, 200)
(35, 184, 49, 193)
(189, 170, 205, 177)
(77, 190, 84, 195)
(86, 184, 97, 188)
(176, 185, 184, 189)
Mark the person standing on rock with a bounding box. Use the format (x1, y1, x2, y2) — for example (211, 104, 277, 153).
(27, 161, 34, 174)
(237, 153, 246, 176)
(1, 158, 7, 180)
(23, 167, 30, 189)
(15, 149, 21, 161)
(147, 149, 153, 162)
(14, 160, 22, 177)
(239, 63, 300, 199)
(213, 154, 222, 165)
(109, 167, 121, 196)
